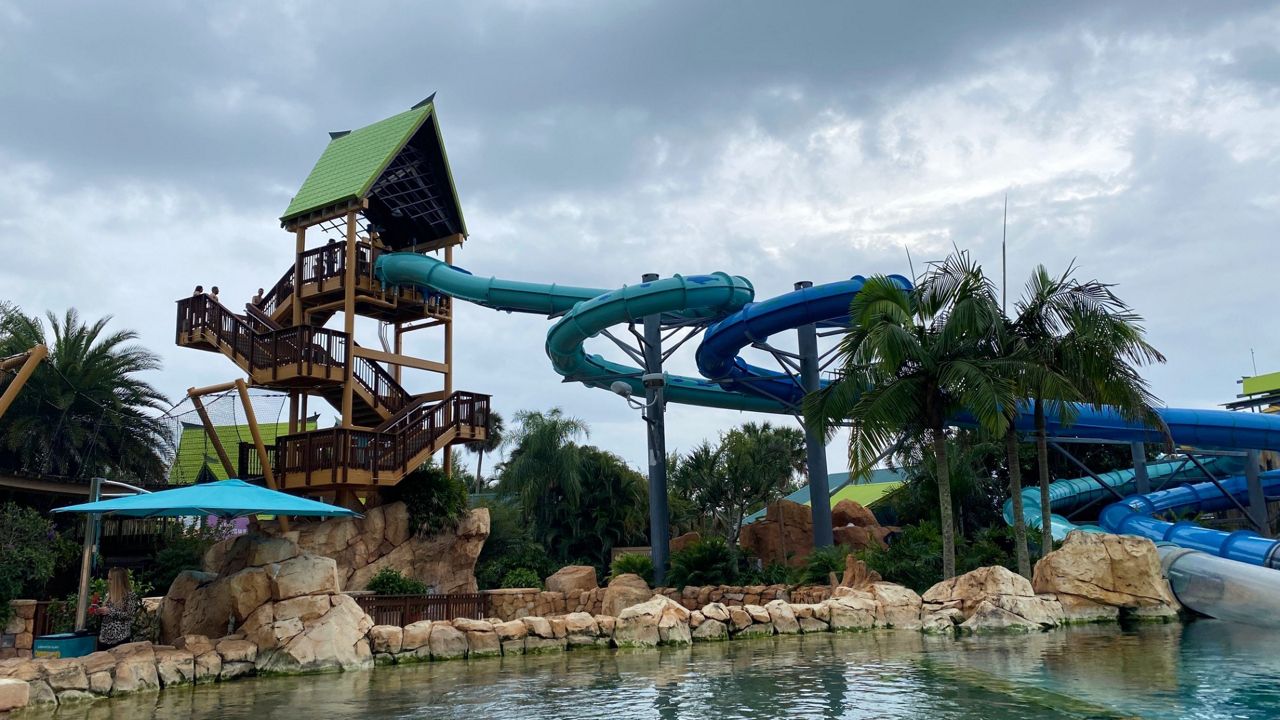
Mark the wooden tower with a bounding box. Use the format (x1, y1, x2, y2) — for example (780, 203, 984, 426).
(175, 97, 488, 505)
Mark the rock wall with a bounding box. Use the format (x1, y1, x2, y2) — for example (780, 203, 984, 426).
(1, 601, 37, 660)
(739, 499, 896, 567)
(0, 532, 1190, 713)
(205, 503, 489, 594)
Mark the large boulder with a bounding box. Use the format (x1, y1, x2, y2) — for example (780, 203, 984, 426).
(739, 500, 814, 567)
(832, 499, 878, 528)
(764, 599, 799, 634)
(923, 565, 1034, 617)
(924, 566, 1061, 632)
(614, 595, 671, 647)
(256, 595, 374, 673)
(1033, 531, 1179, 611)
(602, 573, 652, 617)
(545, 566, 598, 595)
(840, 555, 882, 588)
(824, 594, 877, 631)
(869, 582, 923, 630)
(0, 678, 29, 712)
(670, 531, 701, 553)
(271, 555, 340, 600)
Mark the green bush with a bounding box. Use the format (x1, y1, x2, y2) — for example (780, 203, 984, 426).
(386, 465, 469, 537)
(500, 568, 542, 589)
(667, 537, 735, 589)
(143, 521, 234, 593)
(856, 522, 1018, 593)
(366, 567, 430, 595)
(0, 503, 64, 625)
(743, 561, 803, 586)
(803, 545, 851, 585)
(609, 553, 655, 585)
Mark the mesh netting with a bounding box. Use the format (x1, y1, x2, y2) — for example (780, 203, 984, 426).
(159, 389, 292, 485)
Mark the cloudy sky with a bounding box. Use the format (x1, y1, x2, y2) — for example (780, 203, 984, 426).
(1, 1, 1278, 473)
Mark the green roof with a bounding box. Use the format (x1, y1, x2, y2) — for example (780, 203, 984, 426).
(169, 420, 314, 484)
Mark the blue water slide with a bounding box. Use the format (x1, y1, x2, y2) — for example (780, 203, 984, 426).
(695, 274, 911, 406)
(1000, 455, 1246, 541)
(1099, 472, 1280, 568)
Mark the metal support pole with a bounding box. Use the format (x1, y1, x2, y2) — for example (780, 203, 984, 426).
(74, 477, 103, 633)
(1131, 442, 1150, 495)
(1246, 449, 1270, 537)
(642, 272, 670, 586)
(795, 281, 833, 547)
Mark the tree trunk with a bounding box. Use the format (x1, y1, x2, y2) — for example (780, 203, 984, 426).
(1035, 398, 1054, 553)
(1005, 427, 1031, 578)
(933, 428, 957, 580)
(475, 451, 485, 494)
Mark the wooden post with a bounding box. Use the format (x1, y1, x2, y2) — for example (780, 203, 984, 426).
(235, 378, 289, 532)
(340, 211, 358, 427)
(288, 391, 299, 434)
(292, 227, 306, 327)
(442, 246, 454, 478)
(393, 322, 403, 384)
(0, 344, 47, 422)
(188, 388, 236, 479)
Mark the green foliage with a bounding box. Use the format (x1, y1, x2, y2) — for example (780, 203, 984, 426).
(884, 431, 1007, 535)
(500, 567, 542, 589)
(497, 410, 647, 569)
(609, 553, 655, 585)
(47, 571, 154, 635)
(0, 307, 170, 479)
(856, 522, 1018, 593)
(385, 464, 469, 537)
(142, 521, 234, 593)
(473, 499, 558, 590)
(366, 567, 429, 595)
(464, 409, 505, 492)
(803, 545, 850, 586)
(667, 537, 735, 589)
(744, 561, 804, 586)
(668, 422, 805, 551)
(0, 503, 64, 624)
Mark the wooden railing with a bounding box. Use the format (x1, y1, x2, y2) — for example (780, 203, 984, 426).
(237, 442, 277, 480)
(352, 593, 487, 625)
(176, 294, 348, 381)
(352, 345, 412, 413)
(275, 391, 489, 485)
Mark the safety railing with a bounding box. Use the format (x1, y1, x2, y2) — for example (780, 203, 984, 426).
(352, 593, 487, 625)
(274, 391, 489, 485)
(176, 295, 348, 381)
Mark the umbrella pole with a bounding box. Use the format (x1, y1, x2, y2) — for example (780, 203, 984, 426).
(74, 477, 103, 633)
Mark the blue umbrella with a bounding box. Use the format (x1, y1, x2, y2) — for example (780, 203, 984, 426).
(54, 478, 359, 519)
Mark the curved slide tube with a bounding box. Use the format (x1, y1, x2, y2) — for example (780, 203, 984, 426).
(1001, 455, 1245, 541)
(1099, 472, 1280, 568)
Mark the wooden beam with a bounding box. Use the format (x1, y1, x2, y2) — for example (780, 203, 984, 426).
(187, 380, 238, 397)
(292, 227, 306, 327)
(235, 378, 288, 532)
(188, 390, 236, 479)
(340, 211, 358, 427)
(399, 319, 444, 333)
(393, 322, 403, 384)
(0, 344, 47, 421)
(442, 244, 454, 478)
(353, 346, 447, 374)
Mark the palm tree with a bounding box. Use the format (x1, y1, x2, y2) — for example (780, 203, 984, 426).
(0, 308, 170, 480)
(1005, 264, 1166, 552)
(498, 409, 588, 515)
(464, 410, 505, 493)
(805, 252, 1017, 579)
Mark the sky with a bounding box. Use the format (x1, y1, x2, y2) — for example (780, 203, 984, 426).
(1, 1, 1278, 474)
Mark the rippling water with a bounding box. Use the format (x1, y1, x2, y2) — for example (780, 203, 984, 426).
(28, 620, 1280, 719)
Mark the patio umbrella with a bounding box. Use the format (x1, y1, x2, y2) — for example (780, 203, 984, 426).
(54, 478, 359, 519)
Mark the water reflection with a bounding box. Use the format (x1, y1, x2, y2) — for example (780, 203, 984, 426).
(31, 622, 1280, 720)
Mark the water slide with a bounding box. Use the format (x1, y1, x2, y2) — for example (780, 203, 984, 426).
(376, 251, 1280, 624)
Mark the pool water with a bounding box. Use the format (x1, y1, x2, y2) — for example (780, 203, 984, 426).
(28, 620, 1280, 719)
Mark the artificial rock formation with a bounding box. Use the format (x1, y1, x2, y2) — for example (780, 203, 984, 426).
(545, 565, 598, 595)
(1033, 531, 1179, 618)
(922, 565, 1064, 632)
(738, 499, 895, 567)
(602, 573, 653, 617)
(205, 502, 490, 594)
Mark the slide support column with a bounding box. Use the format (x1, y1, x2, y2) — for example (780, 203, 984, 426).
(642, 272, 671, 586)
(1246, 449, 1270, 537)
(795, 281, 833, 548)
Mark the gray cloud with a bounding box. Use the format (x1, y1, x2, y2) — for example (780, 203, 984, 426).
(2, 1, 1279, 472)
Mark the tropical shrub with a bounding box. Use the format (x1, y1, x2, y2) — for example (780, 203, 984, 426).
(366, 567, 429, 595)
(666, 537, 735, 589)
(500, 568, 542, 589)
(744, 561, 804, 586)
(385, 464, 469, 537)
(142, 521, 234, 593)
(803, 545, 850, 586)
(609, 553, 655, 585)
(474, 499, 558, 590)
(0, 503, 64, 625)
(856, 522, 1018, 593)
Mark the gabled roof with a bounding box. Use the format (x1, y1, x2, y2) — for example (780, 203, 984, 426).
(280, 97, 467, 247)
(169, 419, 315, 484)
